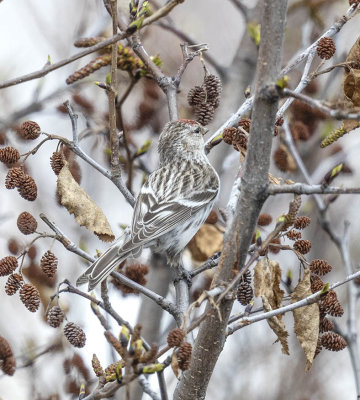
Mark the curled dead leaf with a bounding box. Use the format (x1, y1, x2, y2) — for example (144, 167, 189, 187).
(291, 268, 319, 371)
(254, 259, 289, 355)
(344, 37, 360, 106)
(57, 162, 114, 242)
(171, 350, 179, 378)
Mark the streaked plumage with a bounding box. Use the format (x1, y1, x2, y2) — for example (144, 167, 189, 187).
(76, 120, 220, 290)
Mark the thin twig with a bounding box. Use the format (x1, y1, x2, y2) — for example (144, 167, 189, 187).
(190, 252, 221, 278)
(282, 88, 360, 120)
(267, 183, 360, 195)
(227, 266, 360, 335)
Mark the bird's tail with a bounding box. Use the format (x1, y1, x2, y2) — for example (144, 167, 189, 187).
(76, 232, 135, 291)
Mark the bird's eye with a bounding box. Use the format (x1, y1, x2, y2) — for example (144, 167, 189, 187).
(194, 127, 200, 134)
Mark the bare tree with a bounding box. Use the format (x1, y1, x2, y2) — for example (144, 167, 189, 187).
(1, 1, 360, 399)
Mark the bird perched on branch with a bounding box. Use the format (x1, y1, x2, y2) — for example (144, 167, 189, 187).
(76, 119, 220, 290)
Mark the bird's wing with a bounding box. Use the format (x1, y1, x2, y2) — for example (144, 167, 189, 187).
(123, 164, 218, 250)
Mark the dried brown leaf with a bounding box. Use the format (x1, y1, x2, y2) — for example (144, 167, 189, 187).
(344, 37, 360, 106)
(187, 224, 223, 262)
(254, 259, 289, 355)
(57, 162, 114, 242)
(291, 268, 320, 371)
(171, 350, 179, 378)
(262, 296, 289, 355)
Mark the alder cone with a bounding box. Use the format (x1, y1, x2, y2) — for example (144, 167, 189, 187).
(40, 251, 58, 278)
(0, 256, 18, 276)
(0, 146, 20, 164)
(50, 152, 65, 175)
(2, 356, 16, 376)
(17, 211, 38, 235)
(187, 86, 206, 107)
(5, 167, 24, 189)
(47, 306, 65, 328)
(319, 317, 334, 333)
(257, 213, 272, 226)
(64, 322, 86, 348)
(321, 332, 347, 351)
(19, 283, 40, 312)
(5, 273, 23, 296)
(0, 336, 13, 359)
(19, 121, 41, 140)
(237, 281, 253, 305)
(317, 37, 336, 60)
(310, 259, 332, 276)
(293, 239, 312, 254)
(18, 175, 37, 201)
(178, 342, 192, 361)
(222, 127, 237, 145)
(286, 230, 302, 241)
(293, 216, 311, 230)
(167, 328, 185, 348)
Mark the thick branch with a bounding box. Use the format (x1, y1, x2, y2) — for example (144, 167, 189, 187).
(173, 2, 288, 399)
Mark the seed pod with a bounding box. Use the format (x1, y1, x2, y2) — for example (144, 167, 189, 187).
(319, 290, 344, 317)
(257, 213, 272, 226)
(310, 259, 332, 276)
(291, 121, 310, 141)
(321, 332, 347, 351)
(18, 174, 37, 201)
(204, 74, 222, 104)
(236, 281, 253, 305)
(5, 167, 24, 189)
(50, 152, 65, 175)
(187, 86, 206, 107)
(222, 127, 238, 145)
(310, 274, 324, 293)
(286, 230, 302, 241)
(5, 273, 23, 296)
(47, 306, 65, 328)
(178, 342, 192, 361)
(19, 283, 40, 312)
(317, 37, 336, 60)
(167, 328, 185, 348)
(64, 322, 86, 348)
(194, 103, 215, 126)
(0, 147, 20, 164)
(293, 239, 312, 254)
(17, 211, 38, 235)
(294, 216, 311, 230)
(238, 118, 251, 133)
(319, 317, 334, 333)
(40, 251, 58, 278)
(0, 256, 18, 276)
(19, 121, 41, 140)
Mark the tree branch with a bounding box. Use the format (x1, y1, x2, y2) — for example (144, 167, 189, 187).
(267, 183, 360, 195)
(173, 2, 288, 398)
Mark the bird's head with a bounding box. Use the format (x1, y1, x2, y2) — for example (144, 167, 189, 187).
(158, 120, 207, 164)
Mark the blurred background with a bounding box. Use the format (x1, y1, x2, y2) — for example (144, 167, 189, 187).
(0, 0, 360, 399)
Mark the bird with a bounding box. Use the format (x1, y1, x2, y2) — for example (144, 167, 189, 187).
(76, 119, 220, 290)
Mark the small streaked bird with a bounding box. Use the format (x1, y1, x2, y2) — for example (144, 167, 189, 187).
(76, 119, 220, 290)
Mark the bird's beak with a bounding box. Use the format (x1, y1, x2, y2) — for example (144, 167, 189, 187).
(202, 128, 209, 136)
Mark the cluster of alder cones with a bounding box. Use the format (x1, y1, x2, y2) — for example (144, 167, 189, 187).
(187, 73, 222, 126)
(236, 195, 346, 354)
(2, 121, 42, 201)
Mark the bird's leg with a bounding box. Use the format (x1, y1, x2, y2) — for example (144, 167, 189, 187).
(170, 259, 192, 287)
(169, 257, 191, 325)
